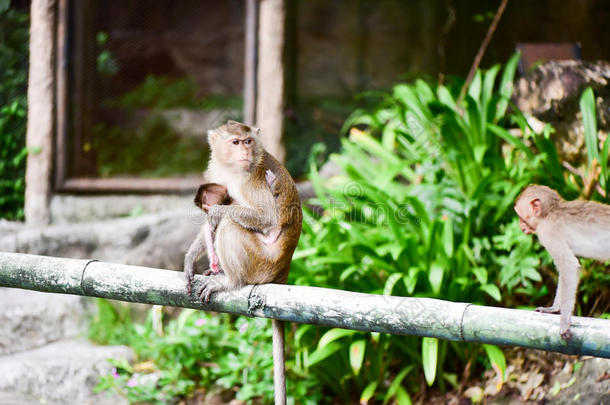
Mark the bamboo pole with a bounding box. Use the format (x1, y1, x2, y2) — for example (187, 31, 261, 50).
(0, 252, 608, 358)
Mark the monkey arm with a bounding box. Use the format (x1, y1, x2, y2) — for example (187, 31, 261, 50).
(208, 203, 278, 233)
(184, 225, 210, 294)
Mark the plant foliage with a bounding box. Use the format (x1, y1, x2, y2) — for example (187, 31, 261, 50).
(0, 0, 28, 220)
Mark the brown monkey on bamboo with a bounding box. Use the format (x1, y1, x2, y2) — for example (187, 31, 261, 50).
(184, 120, 302, 405)
(514, 184, 610, 341)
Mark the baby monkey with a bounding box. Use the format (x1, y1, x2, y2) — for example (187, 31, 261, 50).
(514, 184, 610, 340)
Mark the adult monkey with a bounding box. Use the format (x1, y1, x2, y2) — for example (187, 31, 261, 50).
(184, 120, 302, 404)
(514, 184, 610, 341)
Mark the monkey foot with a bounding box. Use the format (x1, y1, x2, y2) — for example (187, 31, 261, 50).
(184, 267, 195, 295)
(535, 306, 560, 314)
(197, 277, 224, 303)
(560, 328, 573, 341)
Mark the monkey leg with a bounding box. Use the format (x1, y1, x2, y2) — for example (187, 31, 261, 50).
(203, 222, 221, 274)
(559, 267, 578, 341)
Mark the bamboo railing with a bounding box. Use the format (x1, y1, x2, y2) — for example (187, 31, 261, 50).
(0, 252, 608, 358)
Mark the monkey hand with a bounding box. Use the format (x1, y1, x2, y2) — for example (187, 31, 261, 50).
(560, 326, 573, 341)
(265, 169, 277, 187)
(535, 305, 560, 314)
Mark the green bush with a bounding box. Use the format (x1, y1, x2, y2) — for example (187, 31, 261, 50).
(0, 1, 28, 220)
(92, 300, 321, 404)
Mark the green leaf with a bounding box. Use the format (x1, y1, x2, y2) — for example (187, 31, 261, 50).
(349, 339, 366, 376)
(384, 365, 414, 405)
(317, 328, 356, 350)
(496, 51, 521, 121)
(384, 273, 404, 296)
(579, 87, 599, 165)
(442, 217, 454, 257)
(428, 263, 444, 295)
(396, 387, 413, 405)
(481, 284, 502, 302)
(422, 337, 438, 386)
(360, 381, 378, 403)
(306, 341, 343, 367)
(483, 344, 506, 385)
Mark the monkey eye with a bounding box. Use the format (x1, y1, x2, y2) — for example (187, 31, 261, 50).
(232, 139, 240, 145)
(244, 138, 253, 145)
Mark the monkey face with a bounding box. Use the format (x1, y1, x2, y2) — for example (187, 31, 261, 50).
(208, 121, 262, 171)
(228, 136, 256, 169)
(514, 198, 540, 234)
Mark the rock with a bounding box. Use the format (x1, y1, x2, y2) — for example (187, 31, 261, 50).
(0, 288, 88, 356)
(49, 194, 193, 224)
(0, 339, 133, 405)
(548, 357, 610, 405)
(0, 209, 203, 271)
(513, 60, 610, 162)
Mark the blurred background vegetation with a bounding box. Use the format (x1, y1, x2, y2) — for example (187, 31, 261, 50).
(0, 0, 28, 220)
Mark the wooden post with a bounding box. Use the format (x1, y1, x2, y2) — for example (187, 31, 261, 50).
(243, 0, 258, 126)
(256, 0, 286, 163)
(25, 0, 56, 225)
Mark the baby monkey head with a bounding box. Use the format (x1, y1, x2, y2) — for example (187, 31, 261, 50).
(514, 184, 561, 234)
(207, 120, 263, 171)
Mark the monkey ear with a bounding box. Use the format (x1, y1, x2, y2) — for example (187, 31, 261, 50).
(207, 129, 217, 144)
(194, 184, 207, 209)
(531, 198, 542, 216)
(252, 126, 261, 137)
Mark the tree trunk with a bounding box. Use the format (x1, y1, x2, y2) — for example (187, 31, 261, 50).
(25, 0, 56, 225)
(256, 0, 286, 163)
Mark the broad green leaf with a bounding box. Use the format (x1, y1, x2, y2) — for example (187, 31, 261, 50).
(496, 51, 521, 121)
(317, 328, 356, 349)
(442, 216, 454, 257)
(307, 341, 343, 367)
(384, 273, 404, 296)
(360, 381, 378, 404)
(428, 263, 444, 295)
(349, 339, 366, 376)
(600, 135, 610, 189)
(472, 267, 487, 284)
(481, 284, 502, 302)
(383, 365, 414, 405)
(403, 267, 419, 294)
(579, 87, 599, 164)
(468, 70, 482, 101)
(437, 85, 458, 112)
(483, 344, 506, 388)
(422, 337, 438, 386)
(488, 123, 534, 158)
(396, 387, 413, 405)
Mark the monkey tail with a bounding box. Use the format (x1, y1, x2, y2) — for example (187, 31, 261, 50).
(272, 318, 286, 405)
